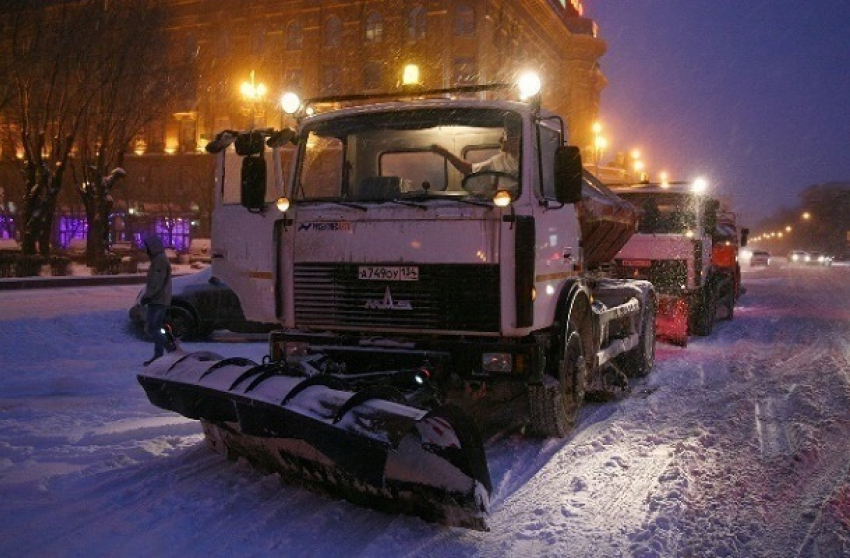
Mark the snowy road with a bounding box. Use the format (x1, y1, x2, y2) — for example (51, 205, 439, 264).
(1, 262, 849, 557)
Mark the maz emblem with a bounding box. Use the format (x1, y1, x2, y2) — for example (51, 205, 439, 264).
(364, 287, 413, 310)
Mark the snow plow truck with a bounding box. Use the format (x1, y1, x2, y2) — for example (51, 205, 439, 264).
(137, 74, 657, 530)
(610, 182, 745, 346)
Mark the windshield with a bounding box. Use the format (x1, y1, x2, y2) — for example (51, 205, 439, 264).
(618, 191, 711, 234)
(292, 108, 522, 202)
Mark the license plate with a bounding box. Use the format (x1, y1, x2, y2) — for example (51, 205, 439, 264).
(358, 266, 419, 281)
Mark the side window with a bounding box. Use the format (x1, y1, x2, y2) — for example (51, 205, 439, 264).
(540, 124, 561, 199)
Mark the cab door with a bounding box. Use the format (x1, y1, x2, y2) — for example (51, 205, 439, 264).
(210, 146, 292, 324)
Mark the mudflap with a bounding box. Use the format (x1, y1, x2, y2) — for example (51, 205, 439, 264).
(655, 295, 688, 347)
(137, 350, 491, 530)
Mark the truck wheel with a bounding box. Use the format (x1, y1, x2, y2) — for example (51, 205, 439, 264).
(691, 287, 715, 337)
(619, 297, 656, 378)
(528, 330, 586, 437)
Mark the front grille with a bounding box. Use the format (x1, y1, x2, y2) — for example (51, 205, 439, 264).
(617, 260, 687, 295)
(293, 263, 501, 332)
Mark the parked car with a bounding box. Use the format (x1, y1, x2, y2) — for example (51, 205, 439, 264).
(748, 250, 771, 267)
(129, 267, 276, 340)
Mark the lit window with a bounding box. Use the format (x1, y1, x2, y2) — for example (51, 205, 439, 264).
(365, 12, 383, 43)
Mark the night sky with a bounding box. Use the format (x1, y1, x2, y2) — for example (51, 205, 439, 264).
(588, 1, 850, 226)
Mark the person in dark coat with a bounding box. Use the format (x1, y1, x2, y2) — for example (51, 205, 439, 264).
(141, 235, 173, 366)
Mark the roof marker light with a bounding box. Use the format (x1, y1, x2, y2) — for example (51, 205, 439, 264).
(517, 71, 541, 100)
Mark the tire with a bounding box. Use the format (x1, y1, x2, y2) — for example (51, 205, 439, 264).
(619, 297, 656, 378)
(691, 286, 715, 337)
(528, 330, 586, 437)
(165, 305, 198, 340)
(722, 284, 735, 321)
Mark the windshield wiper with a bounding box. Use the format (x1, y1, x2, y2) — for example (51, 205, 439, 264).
(387, 199, 427, 210)
(301, 199, 368, 211)
(400, 192, 492, 207)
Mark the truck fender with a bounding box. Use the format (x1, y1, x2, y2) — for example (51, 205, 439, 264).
(551, 279, 594, 372)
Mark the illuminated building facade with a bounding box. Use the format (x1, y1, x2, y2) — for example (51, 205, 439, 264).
(0, 0, 606, 247)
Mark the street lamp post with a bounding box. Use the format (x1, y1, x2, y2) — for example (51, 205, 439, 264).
(240, 70, 267, 129)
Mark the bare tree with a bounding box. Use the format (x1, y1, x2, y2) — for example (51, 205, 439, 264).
(4, 0, 194, 262)
(6, 2, 97, 256)
(73, 0, 195, 264)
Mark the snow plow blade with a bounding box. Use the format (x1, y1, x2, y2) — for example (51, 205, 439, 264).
(655, 295, 688, 347)
(137, 351, 491, 530)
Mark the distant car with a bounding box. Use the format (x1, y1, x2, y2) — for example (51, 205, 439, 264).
(808, 252, 833, 266)
(788, 250, 809, 265)
(749, 250, 770, 267)
(129, 267, 275, 340)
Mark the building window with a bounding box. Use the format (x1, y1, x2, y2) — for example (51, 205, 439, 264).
(408, 6, 426, 43)
(286, 20, 303, 51)
(365, 11, 383, 43)
(251, 26, 265, 54)
(363, 61, 382, 90)
(216, 31, 230, 57)
(455, 4, 476, 37)
(284, 69, 303, 91)
(453, 56, 477, 85)
(321, 66, 342, 95)
(325, 15, 342, 48)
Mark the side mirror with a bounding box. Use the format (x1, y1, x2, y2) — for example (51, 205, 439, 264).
(267, 128, 298, 148)
(241, 156, 266, 210)
(740, 227, 749, 248)
(554, 146, 583, 204)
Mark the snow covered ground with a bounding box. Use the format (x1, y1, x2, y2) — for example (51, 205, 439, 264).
(1, 261, 849, 557)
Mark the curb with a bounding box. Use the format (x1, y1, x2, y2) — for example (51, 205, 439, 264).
(0, 274, 150, 290)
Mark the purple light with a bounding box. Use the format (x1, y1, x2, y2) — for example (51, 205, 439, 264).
(57, 217, 88, 249)
(154, 218, 190, 251)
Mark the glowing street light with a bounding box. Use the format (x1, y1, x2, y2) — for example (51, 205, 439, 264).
(802, 211, 811, 221)
(592, 122, 606, 175)
(240, 70, 267, 128)
(401, 63, 421, 87)
(692, 177, 708, 194)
